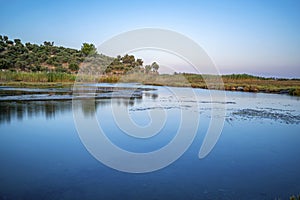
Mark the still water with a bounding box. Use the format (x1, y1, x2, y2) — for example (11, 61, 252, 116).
(0, 84, 300, 199)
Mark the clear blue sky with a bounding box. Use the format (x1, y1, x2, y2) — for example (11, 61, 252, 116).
(1, 0, 300, 77)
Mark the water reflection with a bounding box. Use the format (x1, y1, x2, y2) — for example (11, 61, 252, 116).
(1, 85, 300, 199)
(0, 94, 151, 124)
(77, 97, 141, 117)
(0, 101, 72, 124)
(0, 86, 156, 101)
(144, 92, 159, 99)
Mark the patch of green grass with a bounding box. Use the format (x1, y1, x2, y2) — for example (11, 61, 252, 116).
(0, 71, 76, 83)
(289, 88, 300, 96)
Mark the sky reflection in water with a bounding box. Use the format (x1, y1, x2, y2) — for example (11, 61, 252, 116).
(0, 85, 300, 199)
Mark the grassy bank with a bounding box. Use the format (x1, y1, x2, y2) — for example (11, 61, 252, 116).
(0, 71, 76, 82)
(1, 71, 300, 96)
(108, 73, 300, 96)
(0, 71, 76, 88)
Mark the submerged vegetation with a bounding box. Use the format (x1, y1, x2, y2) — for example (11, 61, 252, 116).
(0, 35, 299, 96)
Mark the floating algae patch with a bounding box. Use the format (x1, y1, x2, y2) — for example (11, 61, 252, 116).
(232, 108, 300, 124)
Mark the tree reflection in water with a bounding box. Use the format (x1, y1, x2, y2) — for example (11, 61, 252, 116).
(0, 93, 154, 124)
(0, 101, 72, 124)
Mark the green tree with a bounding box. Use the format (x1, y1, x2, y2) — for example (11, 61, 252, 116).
(145, 65, 151, 74)
(55, 66, 67, 73)
(112, 58, 121, 65)
(6, 40, 13, 45)
(151, 62, 159, 72)
(69, 62, 79, 71)
(43, 41, 54, 46)
(81, 43, 97, 56)
(136, 58, 143, 66)
(117, 55, 122, 61)
(14, 39, 22, 46)
(0, 59, 10, 69)
(0, 42, 5, 52)
(122, 54, 135, 65)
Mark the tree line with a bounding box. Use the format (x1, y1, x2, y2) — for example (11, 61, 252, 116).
(0, 35, 159, 75)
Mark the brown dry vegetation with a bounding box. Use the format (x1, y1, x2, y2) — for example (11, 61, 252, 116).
(1, 71, 300, 96)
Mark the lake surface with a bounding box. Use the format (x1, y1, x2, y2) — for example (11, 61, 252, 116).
(0, 84, 300, 199)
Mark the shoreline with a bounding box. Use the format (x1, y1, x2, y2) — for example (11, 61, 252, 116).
(1, 71, 300, 96)
(1, 79, 300, 97)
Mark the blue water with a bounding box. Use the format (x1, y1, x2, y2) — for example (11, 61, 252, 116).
(0, 85, 300, 199)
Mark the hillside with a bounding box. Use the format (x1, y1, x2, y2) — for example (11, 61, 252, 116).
(0, 35, 159, 75)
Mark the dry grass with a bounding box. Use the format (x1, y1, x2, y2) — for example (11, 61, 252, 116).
(1, 71, 300, 96)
